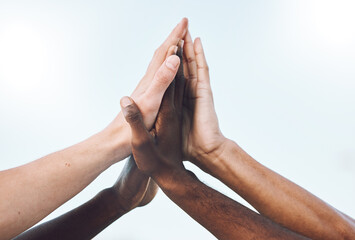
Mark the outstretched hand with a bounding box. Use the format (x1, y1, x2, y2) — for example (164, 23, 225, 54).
(181, 33, 227, 170)
(119, 42, 186, 178)
(104, 18, 188, 162)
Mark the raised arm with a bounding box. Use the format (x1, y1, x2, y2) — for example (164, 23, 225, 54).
(180, 31, 355, 239)
(13, 157, 157, 240)
(0, 18, 188, 240)
(119, 51, 307, 239)
(154, 168, 305, 240)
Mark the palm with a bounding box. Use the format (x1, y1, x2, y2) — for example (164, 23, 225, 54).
(182, 82, 223, 162)
(181, 35, 225, 164)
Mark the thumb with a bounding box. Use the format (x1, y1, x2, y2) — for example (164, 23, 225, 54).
(120, 96, 153, 145)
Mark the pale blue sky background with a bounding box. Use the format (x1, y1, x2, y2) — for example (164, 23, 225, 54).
(0, 0, 354, 239)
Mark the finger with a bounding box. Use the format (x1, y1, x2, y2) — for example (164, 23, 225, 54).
(155, 79, 177, 138)
(131, 18, 188, 99)
(162, 18, 188, 48)
(166, 45, 178, 58)
(141, 55, 180, 114)
(120, 96, 154, 148)
(145, 18, 188, 78)
(155, 71, 178, 134)
(174, 40, 185, 114)
(159, 76, 175, 114)
(194, 37, 211, 87)
(183, 31, 198, 83)
(131, 44, 177, 100)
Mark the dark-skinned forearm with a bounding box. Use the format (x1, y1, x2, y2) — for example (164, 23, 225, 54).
(13, 188, 126, 240)
(198, 139, 355, 239)
(153, 169, 308, 240)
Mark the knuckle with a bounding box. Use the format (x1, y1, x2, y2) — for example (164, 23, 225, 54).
(186, 56, 195, 64)
(197, 63, 209, 72)
(188, 73, 197, 81)
(155, 69, 172, 85)
(140, 100, 156, 114)
(205, 64, 209, 72)
(132, 137, 151, 152)
(153, 48, 161, 57)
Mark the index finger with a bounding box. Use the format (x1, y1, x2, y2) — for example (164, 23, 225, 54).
(174, 39, 185, 116)
(131, 18, 188, 99)
(145, 18, 188, 79)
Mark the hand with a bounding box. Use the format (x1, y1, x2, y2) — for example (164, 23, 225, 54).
(181, 33, 227, 169)
(119, 45, 186, 177)
(112, 156, 158, 212)
(104, 18, 188, 162)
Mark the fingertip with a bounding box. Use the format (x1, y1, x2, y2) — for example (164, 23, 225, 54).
(181, 17, 188, 24)
(165, 55, 180, 70)
(179, 18, 188, 37)
(120, 96, 136, 119)
(120, 96, 133, 109)
(194, 37, 204, 53)
(180, 17, 188, 28)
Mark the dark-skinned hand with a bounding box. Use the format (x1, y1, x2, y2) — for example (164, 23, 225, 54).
(119, 42, 186, 178)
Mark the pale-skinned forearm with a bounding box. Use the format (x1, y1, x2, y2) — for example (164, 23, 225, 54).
(13, 156, 155, 239)
(198, 139, 355, 239)
(0, 126, 130, 240)
(153, 169, 307, 240)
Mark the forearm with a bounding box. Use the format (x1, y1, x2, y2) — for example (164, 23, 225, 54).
(153, 169, 306, 240)
(199, 139, 355, 239)
(13, 188, 126, 240)
(0, 126, 130, 240)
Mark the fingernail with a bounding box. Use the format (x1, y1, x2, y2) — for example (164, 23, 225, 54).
(177, 40, 184, 57)
(165, 55, 179, 70)
(178, 39, 184, 48)
(121, 97, 132, 108)
(173, 45, 178, 54)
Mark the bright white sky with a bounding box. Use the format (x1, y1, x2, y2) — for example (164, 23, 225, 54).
(0, 1, 354, 239)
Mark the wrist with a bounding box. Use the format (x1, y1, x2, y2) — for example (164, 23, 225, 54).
(152, 167, 189, 193)
(96, 188, 128, 218)
(197, 139, 253, 179)
(191, 137, 231, 173)
(101, 114, 132, 164)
